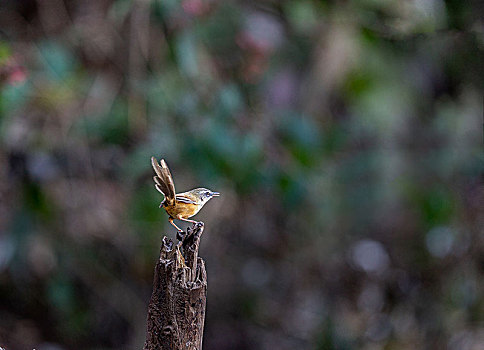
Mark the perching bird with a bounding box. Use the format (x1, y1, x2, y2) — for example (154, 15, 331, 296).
(151, 157, 220, 232)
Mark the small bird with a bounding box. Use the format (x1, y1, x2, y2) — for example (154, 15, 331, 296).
(151, 157, 220, 232)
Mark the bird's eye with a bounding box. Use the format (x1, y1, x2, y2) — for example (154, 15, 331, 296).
(204, 191, 210, 197)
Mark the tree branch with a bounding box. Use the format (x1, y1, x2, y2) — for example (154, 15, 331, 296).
(144, 223, 207, 350)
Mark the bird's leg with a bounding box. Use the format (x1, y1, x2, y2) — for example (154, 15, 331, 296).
(178, 217, 199, 225)
(168, 218, 186, 266)
(168, 217, 184, 232)
(178, 217, 201, 234)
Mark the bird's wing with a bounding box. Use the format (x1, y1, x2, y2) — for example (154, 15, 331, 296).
(175, 194, 197, 205)
(151, 157, 176, 205)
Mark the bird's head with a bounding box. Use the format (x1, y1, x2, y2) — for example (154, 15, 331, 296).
(189, 188, 220, 205)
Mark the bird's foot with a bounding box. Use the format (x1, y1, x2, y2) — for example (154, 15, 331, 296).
(193, 221, 204, 229)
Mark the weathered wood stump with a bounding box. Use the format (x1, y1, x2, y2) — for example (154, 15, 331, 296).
(144, 222, 207, 350)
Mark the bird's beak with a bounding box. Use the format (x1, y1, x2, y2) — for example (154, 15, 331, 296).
(211, 192, 220, 197)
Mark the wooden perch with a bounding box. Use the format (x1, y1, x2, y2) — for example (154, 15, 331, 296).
(144, 222, 207, 350)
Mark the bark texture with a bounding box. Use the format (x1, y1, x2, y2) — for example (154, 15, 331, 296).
(144, 222, 207, 350)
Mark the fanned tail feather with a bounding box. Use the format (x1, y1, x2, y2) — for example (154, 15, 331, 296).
(151, 157, 176, 205)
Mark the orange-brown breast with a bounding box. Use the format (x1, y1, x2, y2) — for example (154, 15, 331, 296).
(163, 201, 201, 219)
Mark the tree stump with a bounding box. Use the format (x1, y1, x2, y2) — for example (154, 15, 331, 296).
(144, 222, 207, 350)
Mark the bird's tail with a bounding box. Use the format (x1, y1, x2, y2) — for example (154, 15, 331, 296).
(151, 157, 176, 206)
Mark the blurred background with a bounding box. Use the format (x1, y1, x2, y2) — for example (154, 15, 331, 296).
(0, 0, 483, 349)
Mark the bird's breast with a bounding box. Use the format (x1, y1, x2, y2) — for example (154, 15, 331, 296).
(163, 201, 201, 219)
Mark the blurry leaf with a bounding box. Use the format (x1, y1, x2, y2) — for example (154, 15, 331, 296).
(420, 186, 456, 227)
(129, 185, 169, 257)
(176, 91, 199, 117)
(129, 186, 162, 226)
(47, 274, 90, 339)
(344, 70, 374, 98)
(337, 151, 377, 184)
(406, 183, 456, 227)
(175, 31, 199, 77)
(199, 3, 241, 56)
(33, 79, 77, 112)
(0, 41, 12, 64)
(277, 169, 306, 207)
(38, 41, 76, 81)
(47, 275, 75, 313)
(279, 112, 323, 167)
(348, 80, 412, 136)
(0, 234, 15, 270)
(151, 0, 180, 21)
(323, 124, 347, 154)
(122, 145, 161, 180)
(217, 84, 243, 116)
(207, 121, 239, 159)
(0, 81, 31, 130)
(24, 182, 55, 221)
(284, 1, 322, 34)
(182, 118, 264, 192)
(8, 209, 34, 271)
(147, 70, 187, 115)
(108, 0, 132, 20)
(75, 99, 129, 145)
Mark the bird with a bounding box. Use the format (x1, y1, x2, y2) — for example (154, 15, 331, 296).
(151, 157, 220, 232)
